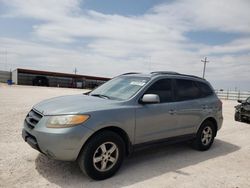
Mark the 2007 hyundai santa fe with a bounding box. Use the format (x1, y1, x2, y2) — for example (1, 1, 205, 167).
(22, 71, 223, 180)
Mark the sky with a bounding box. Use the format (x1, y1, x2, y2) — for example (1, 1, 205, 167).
(0, 0, 249, 90)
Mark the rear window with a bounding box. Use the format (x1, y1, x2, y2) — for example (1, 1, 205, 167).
(196, 81, 213, 97)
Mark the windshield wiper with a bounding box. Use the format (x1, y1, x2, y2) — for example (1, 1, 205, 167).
(83, 91, 91, 95)
(91, 94, 110, 99)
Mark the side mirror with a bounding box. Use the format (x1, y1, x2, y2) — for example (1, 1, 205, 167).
(141, 94, 160, 104)
(237, 100, 242, 103)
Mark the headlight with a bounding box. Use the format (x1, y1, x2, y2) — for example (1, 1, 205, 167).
(46, 115, 89, 128)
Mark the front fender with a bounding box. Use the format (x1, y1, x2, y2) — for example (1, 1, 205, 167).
(83, 108, 136, 144)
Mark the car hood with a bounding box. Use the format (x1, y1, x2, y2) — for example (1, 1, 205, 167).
(33, 94, 121, 115)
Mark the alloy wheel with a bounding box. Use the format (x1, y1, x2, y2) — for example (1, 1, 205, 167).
(93, 142, 119, 172)
(201, 126, 213, 146)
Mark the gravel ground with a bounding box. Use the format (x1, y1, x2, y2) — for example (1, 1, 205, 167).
(0, 84, 250, 188)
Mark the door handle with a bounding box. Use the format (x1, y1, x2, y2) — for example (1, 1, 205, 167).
(169, 109, 177, 115)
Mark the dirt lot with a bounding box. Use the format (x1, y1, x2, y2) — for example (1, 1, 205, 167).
(0, 84, 250, 188)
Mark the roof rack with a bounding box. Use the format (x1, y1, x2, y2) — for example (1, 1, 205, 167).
(151, 71, 180, 75)
(180, 74, 204, 80)
(151, 71, 204, 80)
(121, 72, 140, 76)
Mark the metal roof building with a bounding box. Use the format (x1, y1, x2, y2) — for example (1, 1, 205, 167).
(11, 68, 110, 89)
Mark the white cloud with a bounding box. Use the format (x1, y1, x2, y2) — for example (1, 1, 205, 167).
(153, 0, 250, 33)
(0, 37, 150, 76)
(0, 0, 250, 90)
(1, 0, 81, 20)
(199, 37, 250, 54)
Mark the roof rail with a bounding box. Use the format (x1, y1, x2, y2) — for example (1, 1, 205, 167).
(180, 74, 204, 80)
(151, 71, 204, 80)
(121, 72, 140, 76)
(151, 71, 180, 75)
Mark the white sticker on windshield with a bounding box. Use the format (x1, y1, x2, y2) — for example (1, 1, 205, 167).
(130, 80, 147, 86)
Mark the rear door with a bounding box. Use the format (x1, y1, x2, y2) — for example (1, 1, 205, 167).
(173, 79, 203, 135)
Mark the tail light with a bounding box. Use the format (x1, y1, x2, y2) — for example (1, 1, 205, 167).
(218, 99, 222, 109)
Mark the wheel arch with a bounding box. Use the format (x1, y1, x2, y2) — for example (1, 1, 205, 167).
(77, 126, 132, 160)
(198, 117, 218, 136)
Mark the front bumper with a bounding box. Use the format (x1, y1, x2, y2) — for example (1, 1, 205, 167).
(22, 129, 42, 152)
(22, 117, 94, 161)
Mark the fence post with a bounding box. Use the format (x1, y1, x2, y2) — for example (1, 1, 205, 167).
(226, 90, 229, 100)
(238, 90, 240, 100)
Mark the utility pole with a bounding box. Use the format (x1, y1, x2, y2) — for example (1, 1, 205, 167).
(72, 67, 78, 88)
(148, 56, 151, 72)
(201, 57, 209, 78)
(5, 49, 7, 71)
(0, 49, 8, 71)
(0, 50, 2, 70)
(73, 67, 77, 74)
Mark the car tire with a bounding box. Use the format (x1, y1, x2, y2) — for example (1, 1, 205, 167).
(78, 130, 125, 180)
(192, 121, 216, 151)
(234, 112, 241, 122)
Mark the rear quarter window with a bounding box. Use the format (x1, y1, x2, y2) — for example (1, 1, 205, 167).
(196, 81, 213, 97)
(175, 79, 200, 101)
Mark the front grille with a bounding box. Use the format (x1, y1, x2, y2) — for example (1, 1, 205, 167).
(25, 109, 43, 129)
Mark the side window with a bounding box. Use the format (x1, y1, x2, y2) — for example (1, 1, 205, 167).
(175, 79, 200, 101)
(196, 81, 213, 97)
(145, 79, 173, 103)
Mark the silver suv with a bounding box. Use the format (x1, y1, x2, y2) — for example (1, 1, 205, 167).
(22, 72, 223, 180)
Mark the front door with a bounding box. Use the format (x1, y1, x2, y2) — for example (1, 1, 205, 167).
(135, 78, 178, 144)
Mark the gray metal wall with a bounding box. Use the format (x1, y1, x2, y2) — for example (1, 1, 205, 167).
(15, 72, 107, 89)
(18, 73, 75, 88)
(0, 70, 11, 83)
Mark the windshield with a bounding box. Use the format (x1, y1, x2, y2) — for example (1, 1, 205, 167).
(90, 76, 150, 100)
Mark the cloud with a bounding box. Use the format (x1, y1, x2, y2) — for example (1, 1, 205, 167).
(1, 0, 81, 20)
(153, 0, 250, 33)
(0, 37, 150, 76)
(0, 0, 249, 90)
(199, 37, 250, 54)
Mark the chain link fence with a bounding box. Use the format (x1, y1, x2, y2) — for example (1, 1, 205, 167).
(215, 90, 250, 100)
